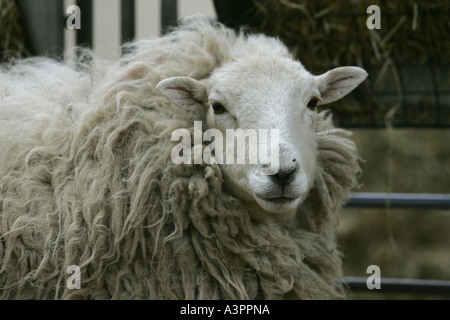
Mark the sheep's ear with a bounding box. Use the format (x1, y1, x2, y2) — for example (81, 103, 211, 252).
(314, 67, 368, 105)
(156, 77, 207, 108)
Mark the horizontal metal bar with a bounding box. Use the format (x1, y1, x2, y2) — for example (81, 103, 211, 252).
(343, 277, 450, 296)
(345, 193, 450, 209)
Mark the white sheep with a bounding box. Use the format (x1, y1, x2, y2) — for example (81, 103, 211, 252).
(0, 17, 366, 299)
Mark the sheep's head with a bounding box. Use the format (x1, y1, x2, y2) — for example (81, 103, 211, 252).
(157, 54, 367, 218)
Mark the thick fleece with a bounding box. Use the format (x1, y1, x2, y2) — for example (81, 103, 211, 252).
(0, 17, 360, 299)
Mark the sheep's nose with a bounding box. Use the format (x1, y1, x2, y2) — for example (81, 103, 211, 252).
(271, 167, 296, 186)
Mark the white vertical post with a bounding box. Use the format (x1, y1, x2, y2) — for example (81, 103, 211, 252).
(93, 0, 121, 60)
(135, 0, 161, 39)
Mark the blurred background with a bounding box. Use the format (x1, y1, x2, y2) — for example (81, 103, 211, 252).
(1, 0, 449, 299)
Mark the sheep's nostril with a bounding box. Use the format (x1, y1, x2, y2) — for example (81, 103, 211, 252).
(271, 167, 296, 186)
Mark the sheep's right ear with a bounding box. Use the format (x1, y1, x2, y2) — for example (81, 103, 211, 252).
(156, 77, 207, 109)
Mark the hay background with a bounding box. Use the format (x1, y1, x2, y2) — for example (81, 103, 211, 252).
(0, 0, 30, 62)
(247, 0, 450, 127)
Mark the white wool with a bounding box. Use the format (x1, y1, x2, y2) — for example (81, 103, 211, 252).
(0, 16, 365, 299)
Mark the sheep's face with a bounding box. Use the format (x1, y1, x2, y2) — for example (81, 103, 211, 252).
(157, 56, 367, 218)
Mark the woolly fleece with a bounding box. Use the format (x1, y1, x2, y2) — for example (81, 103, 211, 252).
(0, 17, 360, 299)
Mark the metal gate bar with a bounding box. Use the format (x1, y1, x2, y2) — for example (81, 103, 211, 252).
(344, 193, 450, 296)
(346, 193, 450, 209)
(344, 277, 450, 296)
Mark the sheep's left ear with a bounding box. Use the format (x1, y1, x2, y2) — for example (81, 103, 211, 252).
(314, 67, 368, 105)
(156, 77, 207, 109)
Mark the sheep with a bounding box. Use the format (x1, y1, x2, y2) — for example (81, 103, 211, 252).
(0, 16, 367, 299)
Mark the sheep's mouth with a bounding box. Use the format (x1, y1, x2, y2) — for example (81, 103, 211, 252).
(253, 193, 302, 214)
(264, 197, 296, 204)
(255, 192, 300, 203)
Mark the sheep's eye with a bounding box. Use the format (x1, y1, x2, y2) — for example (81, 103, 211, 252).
(307, 98, 318, 109)
(212, 102, 227, 115)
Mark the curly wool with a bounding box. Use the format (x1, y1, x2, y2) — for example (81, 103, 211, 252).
(0, 17, 360, 299)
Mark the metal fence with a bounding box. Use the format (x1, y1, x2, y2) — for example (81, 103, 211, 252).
(9, 0, 450, 298)
(344, 193, 450, 297)
(15, 0, 177, 56)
